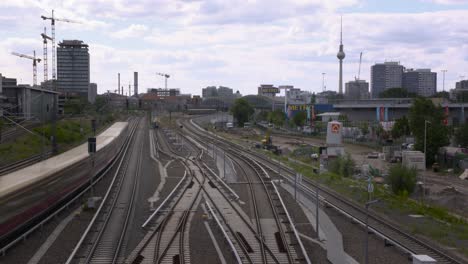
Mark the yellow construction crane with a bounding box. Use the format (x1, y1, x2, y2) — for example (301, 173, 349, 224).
(11, 51, 41, 86)
(156, 72, 170, 89)
(40, 27, 53, 82)
(41, 10, 80, 79)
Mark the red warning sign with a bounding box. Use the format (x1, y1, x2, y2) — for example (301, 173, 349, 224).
(331, 123, 340, 133)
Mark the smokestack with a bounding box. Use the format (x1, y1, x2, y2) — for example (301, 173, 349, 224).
(118, 73, 120, 94)
(134, 72, 138, 97)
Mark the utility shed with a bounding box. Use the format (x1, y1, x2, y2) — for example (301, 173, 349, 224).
(402, 150, 426, 171)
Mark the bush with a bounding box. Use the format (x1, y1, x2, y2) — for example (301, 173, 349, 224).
(387, 164, 417, 195)
(329, 154, 355, 178)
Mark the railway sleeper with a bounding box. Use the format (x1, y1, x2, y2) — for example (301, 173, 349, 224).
(236, 231, 254, 253)
(274, 232, 287, 253)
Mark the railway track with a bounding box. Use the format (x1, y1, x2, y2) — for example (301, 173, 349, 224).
(0, 119, 139, 257)
(183, 117, 466, 264)
(129, 126, 298, 264)
(66, 119, 142, 264)
(0, 153, 51, 176)
(175, 122, 307, 263)
(230, 154, 297, 264)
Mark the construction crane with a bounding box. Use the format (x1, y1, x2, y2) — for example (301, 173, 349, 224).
(40, 27, 53, 82)
(11, 51, 41, 86)
(356, 52, 363, 81)
(156, 72, 170, 89)
(41, 10, 80, 80)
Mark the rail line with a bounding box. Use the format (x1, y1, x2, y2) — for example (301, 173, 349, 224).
(137, 126, 291, 263)
(183, 117, 465, 264)
(0, 153, 51, 176)
(174, 123, 302, 264)
(66, 118, 141, 264)
(0, 119, 139, 257)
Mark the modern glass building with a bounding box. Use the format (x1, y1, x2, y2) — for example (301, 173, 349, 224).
(370, 62, 404, 98)
(57, 40, 90, 97)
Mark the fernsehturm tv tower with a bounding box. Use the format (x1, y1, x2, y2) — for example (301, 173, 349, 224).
(337, 16, 345, 94)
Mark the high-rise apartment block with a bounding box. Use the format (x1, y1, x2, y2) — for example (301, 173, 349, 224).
(403, 69, 437, 97)
(371, 62, 404, 98)
(57, 40, 90, 99)
(345, 80, 370, 99)
(202, 86, 218, 98)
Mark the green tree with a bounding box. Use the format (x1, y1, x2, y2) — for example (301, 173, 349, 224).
(387, 164, 417, 196)
(379, 87, 417, 98)
(230, 98, 254, 127)
(454, 123, 468, 147)
(391, 116, 410, 139)
(267, 109, 286, 127)
(409, 97, 449, 166)
(431, 91, 450, 99)
(255, 111, 269, 122)
(292, 111, 307, 127)
(64, 97, 90, 115)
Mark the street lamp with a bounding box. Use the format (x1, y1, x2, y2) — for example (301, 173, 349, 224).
(364, 199, 379, 264)
(423, 120, 431, 203)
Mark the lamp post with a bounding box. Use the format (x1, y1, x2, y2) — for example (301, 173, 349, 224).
(423, 120, 431, 203)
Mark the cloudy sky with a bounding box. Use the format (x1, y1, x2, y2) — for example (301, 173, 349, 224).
(1, 0, 468, 96)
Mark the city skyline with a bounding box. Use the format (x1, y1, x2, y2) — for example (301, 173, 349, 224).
(1, 0, 468, 96)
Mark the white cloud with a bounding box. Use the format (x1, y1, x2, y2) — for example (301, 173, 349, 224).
(1, 1, 468, 96)
(421, 0, 468, 4)
(110, 24, 149, 39)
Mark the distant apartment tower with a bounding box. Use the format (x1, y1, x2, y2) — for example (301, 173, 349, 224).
(456, 80, 468, 89)
(217, 86, 233, 98)
(345, 80, 370, 99)
(403, 69, 437, 97)
(202, 86, 217, 98)
(57, 40, 90, 99)
(88, 83, 97, 103)
(134, 72, 138, 96)
(371, 62, 404, 98)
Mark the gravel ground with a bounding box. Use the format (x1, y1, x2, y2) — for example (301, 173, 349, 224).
(277, 186, 329, 263)
(325, 205, 411, 264)
(189, 202, 235, 264)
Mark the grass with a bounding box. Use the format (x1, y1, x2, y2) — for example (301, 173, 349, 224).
(0, 118, 112, 166)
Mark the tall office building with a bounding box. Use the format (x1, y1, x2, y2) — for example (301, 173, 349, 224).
(57, 40, 90, 99)
(217, 86, 233, 98)
(403, 69, 437, 97)
(345, 80, 370, 99)
(202, 86, 217, 98)
(371, 62, 404, 98)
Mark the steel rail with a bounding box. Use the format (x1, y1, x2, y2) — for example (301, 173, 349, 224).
(185, 117, 465, 264)
(0, 120, 136, 257)
(65, 119, 140, 264)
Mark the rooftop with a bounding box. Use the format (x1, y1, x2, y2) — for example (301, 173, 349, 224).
(58, 40, 89, 48)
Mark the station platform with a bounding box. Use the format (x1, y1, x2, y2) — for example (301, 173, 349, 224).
(0, 122, 128, 200)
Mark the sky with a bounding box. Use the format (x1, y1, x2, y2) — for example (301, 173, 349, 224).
(1, 0, 468, 96)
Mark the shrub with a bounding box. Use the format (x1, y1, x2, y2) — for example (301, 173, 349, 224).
(387, 164, 417, 195)
(329, 153, 355, 178)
